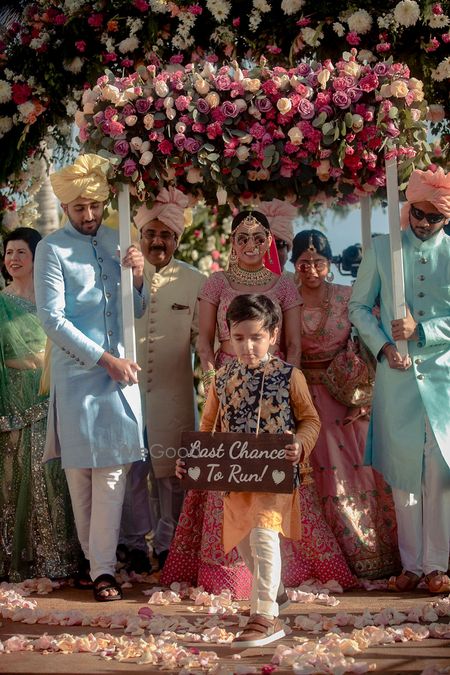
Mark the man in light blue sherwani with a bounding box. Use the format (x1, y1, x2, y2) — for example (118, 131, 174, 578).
(34, 154, 147, 601)
(349, 167, 450, 594)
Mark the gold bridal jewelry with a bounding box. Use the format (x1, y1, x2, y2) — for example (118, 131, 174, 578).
(227, 262, 273, 286)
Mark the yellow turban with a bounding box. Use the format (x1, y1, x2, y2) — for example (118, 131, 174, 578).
(50, 154, 111, 204)
(400, 167, 450, 230)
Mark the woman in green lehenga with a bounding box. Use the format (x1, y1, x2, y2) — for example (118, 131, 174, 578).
(0, 227, 81, 582)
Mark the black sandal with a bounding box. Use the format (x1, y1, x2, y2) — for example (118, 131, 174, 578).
(93, 574, 123, 602)
(73, 557, 94, 590)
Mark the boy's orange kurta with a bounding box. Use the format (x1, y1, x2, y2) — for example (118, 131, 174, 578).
(200, 358, 321, 554)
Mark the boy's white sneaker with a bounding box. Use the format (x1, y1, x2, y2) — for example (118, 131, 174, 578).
(233, 614, 285, 648)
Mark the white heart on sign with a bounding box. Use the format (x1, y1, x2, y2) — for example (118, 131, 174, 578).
(188, 466, 201, 481)
(272, 470, 285, 485)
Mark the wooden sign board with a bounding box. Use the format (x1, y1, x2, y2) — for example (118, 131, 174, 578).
(180, 431, 294, 493)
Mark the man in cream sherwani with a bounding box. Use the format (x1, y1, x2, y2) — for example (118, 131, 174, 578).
(349, 167, 450, 595)
(129, 187, 205, 568)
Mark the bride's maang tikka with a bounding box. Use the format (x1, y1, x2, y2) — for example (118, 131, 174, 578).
(237, 211, 270, 234)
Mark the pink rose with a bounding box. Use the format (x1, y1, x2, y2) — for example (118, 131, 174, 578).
(158, 139, 173, 154)
(249, 122, 265, 139)
(346, 31, 361, 46)
(196, 98, 210, 114)
(184, 138, 201, 153)
(88, 13, 104, 28)
(109, 120, 125, 136)
(221, 100, 239, 117)
(297, 99, 315, 119)
(359, 74, 379, 92)
(256, 98, 273, 113)
(75, 40, 86, 52)
(175, 95, 191, 111)
(136, 98, 153, 114)
(192, 122, 206, 132)
(133, 0, 149, 11)
(296, 63, 312, 77)
(123, 159, 137, 176)
(215, 75, 231, 91)
(11, 83, 32, 105)
(173, 133, 186, 150)
(332, 91, 351, 109)
(114, 139, 130, 157)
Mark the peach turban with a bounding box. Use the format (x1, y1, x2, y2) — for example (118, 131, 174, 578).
(258, 198, 297, 247)
(134, 186, 189, 238)
(400, 167, 450, 230)
(50, 154, 111, 204)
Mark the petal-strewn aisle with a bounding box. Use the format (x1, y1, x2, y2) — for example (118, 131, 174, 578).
(0, 577, 449, 674)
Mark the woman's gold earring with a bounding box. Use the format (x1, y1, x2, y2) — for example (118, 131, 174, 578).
(229, 248, 237, 264)
(326, 270, 334, 282)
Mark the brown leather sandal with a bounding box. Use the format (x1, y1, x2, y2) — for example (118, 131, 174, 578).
(233, 613, 285, 648)
(424, 571, 450, 594)
(387, 570, 422, 592)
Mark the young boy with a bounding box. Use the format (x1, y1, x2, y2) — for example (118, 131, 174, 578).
(177, 294, 320, 647)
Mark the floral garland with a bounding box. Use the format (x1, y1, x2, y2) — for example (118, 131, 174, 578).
(0, 0, 448, 193)
(78, 50, 429, 211)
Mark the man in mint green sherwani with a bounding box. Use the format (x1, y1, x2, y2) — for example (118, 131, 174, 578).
(349, 167, 450, 595)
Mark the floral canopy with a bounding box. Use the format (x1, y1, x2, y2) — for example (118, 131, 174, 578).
(0, 0, 448, 221)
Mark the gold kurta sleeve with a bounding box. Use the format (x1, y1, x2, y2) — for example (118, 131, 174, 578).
(290, 367, 321, 458)
(199, 379, 220, 432)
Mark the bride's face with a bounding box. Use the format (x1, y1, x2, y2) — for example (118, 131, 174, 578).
(4, 239, 34, 282)
(232, 223, 272, 268)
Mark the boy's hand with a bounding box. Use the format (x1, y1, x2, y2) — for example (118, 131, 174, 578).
(284, 441, 303, 465)
(175, 457, 186, 480)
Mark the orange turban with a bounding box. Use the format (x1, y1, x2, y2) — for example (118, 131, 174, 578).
(134, 187, 189, 238)
(50, 154, 111, 204)
(258, 199, 297, 247)
(400, 167, 450, 230)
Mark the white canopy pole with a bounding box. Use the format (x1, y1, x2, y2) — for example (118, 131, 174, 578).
(385, 156, 408, 357)
(118, 183, 137, 362)
(360, 196, 372, 252)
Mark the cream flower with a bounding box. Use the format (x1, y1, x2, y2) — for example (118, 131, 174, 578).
(288, 127, 304, 145)
(154, 80, 169, 97)
(63, 57, 83, 74)
(236, 145, 250, 161)
(242, 78, 261, 92)
(347, 9, 372, 34)
(393, 0, 420, 27)
(301, 26, 324, 47)
(431, 57, 450, 81)
(118, 36, 140, 54)
(205, 92, 220, 108)
(186, 167, 204, 183)
(253, 0, 271, 12)
(0, 115, 13, 138)
(143, 113, 155, 130)
(317, 69, 330, 89)
(0, 80, 12, 104)
(194, 77, 210, 95)
(389, 79, 409, 97)
(281, 0, 305, 15)
(139, 151, 153, 165)
(333, 22, 345, 37)
(277, 97, 292, 114)
(206, 0, 231, 22)
(102, 85, 122, 104)
(428, 14, 450, 28)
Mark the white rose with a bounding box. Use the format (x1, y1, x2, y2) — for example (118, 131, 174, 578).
(194, 77, 210, 95)
(277, 97, 292, 114)
(155, 80, 169, 97)
(288, 127, 303, 145)
(164, 96, 174, 109)
(242, 78, 261, 92)
(143, 114, 154, 130)
(236, 146, 250, 161)
(205, 92, 220, 108)
(130, 137, 143, 151)
(186, 167, 204, 184)
(139, 151, 153, 166)
(102, 85, 122, 104)
(176, 122, 187, 133)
